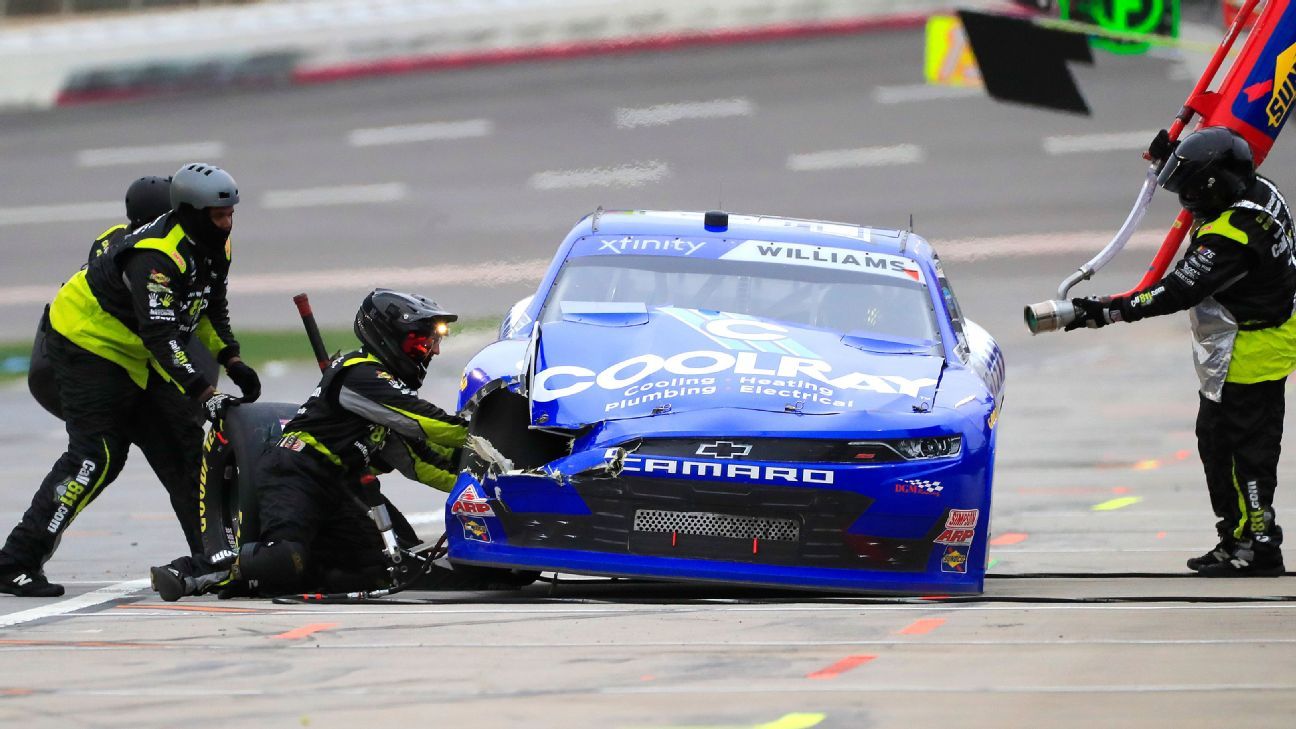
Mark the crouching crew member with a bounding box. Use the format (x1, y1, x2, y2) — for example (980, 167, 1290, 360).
(150, 289, 466, 600)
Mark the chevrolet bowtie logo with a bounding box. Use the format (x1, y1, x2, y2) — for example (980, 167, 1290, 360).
(695, 440, 752, 459)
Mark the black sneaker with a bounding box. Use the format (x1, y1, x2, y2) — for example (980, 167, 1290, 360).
(1187, 544, 1232, 571)
(0, 569, 64, 597)
(149, 565, 191, 602)
(1195, 548, 1286, 577)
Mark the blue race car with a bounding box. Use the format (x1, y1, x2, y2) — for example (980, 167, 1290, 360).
(449, 210, 1005, 594)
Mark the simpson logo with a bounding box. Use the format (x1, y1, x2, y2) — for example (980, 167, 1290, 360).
(451, 484, 496, 517)
(460, 515, 492, 543)
(618, 451, 833, 484)
(941, 545, 969, 573)
(945, 508, 978, 528)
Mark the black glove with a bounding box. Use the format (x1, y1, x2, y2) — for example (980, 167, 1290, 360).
(1146, 128, 1177, 168)
(201, 392, 242, 424)
(1064, 297, 1121, 331)
(225, 360, 261, 403)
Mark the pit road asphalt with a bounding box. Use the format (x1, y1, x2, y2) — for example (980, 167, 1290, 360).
(0, 28, 1294, 729)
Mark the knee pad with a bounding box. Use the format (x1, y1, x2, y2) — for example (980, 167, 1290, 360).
(235, 540, 307, 594)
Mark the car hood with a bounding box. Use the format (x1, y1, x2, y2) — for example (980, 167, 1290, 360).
(529, 307, 943, 427)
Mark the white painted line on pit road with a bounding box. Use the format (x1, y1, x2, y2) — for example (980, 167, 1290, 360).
(0, 201, 120, 226)
(348, 119, 494, 147)
(0, 579, 148, 629)
(76, 141, 225, 168)
(261, 182, 408, 209)
(530, 161, 670, 190)
(1043, 130, 1159, 155)
(0, 228, 1169, 306)
(404, 511, 446, 527)
(615, 98, 755, 129)
(873, 84, 983, 104)
(787, 144, 925, 171)
(0, 258, 550, 306)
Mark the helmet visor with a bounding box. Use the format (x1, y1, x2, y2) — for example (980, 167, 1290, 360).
(1157, 153, 1190, 193)
(400, 323, 447, 364)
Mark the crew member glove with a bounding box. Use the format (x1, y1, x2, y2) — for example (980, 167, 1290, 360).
(202, 392, 242, 424)
(1065, 296, 1122, 331)
(225, 360, 261, 403)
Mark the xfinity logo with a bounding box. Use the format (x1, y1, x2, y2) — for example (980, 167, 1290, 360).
(615, 450, 833, 484)
(597, 236, 706, 256)
(695, 441, 752, 459)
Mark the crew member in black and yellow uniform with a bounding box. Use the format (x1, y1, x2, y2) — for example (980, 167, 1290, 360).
(149, 289, 466, 601)
(1066, 127, 1295, 576)
(29, 175, 176, 420)
(90, 175, 173, 261)
(0, 163, 261, 597)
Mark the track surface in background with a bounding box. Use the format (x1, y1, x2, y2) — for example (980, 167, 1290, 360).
(1, 29, 1294, 729)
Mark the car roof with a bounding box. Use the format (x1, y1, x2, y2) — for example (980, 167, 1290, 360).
(577, 209, 936, 261)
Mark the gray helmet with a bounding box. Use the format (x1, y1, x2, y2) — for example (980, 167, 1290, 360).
(170, 163, 239, 210)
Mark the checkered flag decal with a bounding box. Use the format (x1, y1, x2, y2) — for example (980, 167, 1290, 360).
(899, 478, 943, 493)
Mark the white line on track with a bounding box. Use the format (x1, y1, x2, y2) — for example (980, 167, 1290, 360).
(0, 579, 147, 629)
(649, 679, 1284, 696)
(261, 182, 408, 209)
(0, 201, 121, 226)
(529, 161, 670, 190)
(76, 141, 225, 168)
(4, 682, 1294, 697)
(787, 144, 925, 171)
(0, 258, 550, 306)
(348, 119, 493, 147)
(77, 603, 1296, 618)
(404, 511, 445, 527)
(615, 98, 755, 129)
(873, 84, 983, 104)
(1043, 130, 1159, 155)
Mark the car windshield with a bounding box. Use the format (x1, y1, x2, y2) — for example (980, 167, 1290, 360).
(541, 253, 939, 342)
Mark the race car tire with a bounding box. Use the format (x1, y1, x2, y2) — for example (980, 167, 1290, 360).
(199, 401, 298, 564)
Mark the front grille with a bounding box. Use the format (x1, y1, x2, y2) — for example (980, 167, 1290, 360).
(632, 437, 905, 463)
(496, 476, 941, 571)
(634, 509, 800, 542)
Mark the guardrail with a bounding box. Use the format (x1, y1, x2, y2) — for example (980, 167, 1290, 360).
(2, 0, 994, 109)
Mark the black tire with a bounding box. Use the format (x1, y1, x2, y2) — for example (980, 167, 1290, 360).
(199, 401, 298, 564)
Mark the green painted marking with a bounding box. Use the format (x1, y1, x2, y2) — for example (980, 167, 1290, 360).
(1092, 496, 1144, 511)
(987, 558, 1000, 570)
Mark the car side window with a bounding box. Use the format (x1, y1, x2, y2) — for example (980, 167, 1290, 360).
(935, 262, 970, 362)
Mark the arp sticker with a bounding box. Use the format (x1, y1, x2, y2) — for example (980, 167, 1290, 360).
(451, 484, 496, 517)
(941, 545, 969, 573)
(459, 515, 492, 543)
(935, 508, 978, 546)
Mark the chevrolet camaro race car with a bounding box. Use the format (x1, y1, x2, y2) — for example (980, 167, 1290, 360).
(450, 210, 1006, 595)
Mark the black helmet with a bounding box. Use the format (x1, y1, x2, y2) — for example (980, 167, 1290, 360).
(124, 176, 172, 230)
(353, 289, 458, 387)
(1157, 127, 1255, 217)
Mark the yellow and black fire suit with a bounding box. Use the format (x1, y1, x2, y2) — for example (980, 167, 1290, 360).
(0, 213, 240, 574)
(1116, 174, 1296, 556)
(244, 350, 467, 592)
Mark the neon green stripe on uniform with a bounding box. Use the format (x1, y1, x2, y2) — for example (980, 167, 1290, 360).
(73, 438, 113, 517)
(1231, 462, 1249, 540)
(1197, 211, 1249, 246)
(383, 404, 468, 447)
(283, 430, 343, 467)
(133, 224, 189, 273)
(1228, 312, 1296, 384)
